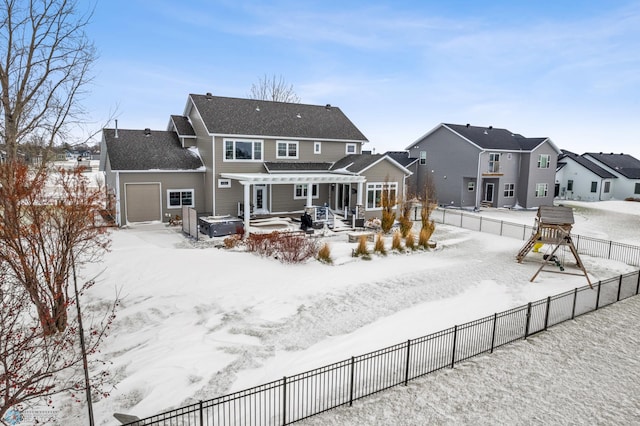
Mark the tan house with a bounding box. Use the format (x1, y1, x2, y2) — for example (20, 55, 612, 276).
(100, 94, 411, 231)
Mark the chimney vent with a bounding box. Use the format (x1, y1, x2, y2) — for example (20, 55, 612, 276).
(144, 128, 151, 136)
(466, 123, 470, 127)
(325, 104, 331, 109)
(114, 119, 119, 138)
(205, 92, 212, 100)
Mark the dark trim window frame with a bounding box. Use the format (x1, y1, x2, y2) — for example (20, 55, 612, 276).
(223, 139, 263, 161)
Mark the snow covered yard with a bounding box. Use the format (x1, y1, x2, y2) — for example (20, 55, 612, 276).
(60, 200, 640, 425)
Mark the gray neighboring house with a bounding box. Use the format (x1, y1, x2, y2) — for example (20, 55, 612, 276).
(100, 94, 411, 228)
(581, 152, 640, 200)
(555, 150, 616, 201)
(405, 123, 561, 209)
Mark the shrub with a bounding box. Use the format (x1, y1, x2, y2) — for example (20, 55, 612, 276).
(223, 234, 241, 249)
(246, 231, 318, 263)
(353, 234, 370, 257)
(381, 183, 396, 233)
(317, 243, 333, 264)
(398, 215, 413, 238)
(419, 224, 435, 248)
(246, 232, 278, 256)
(374, 233, 386, 255)
(405, 231, 416, 250)
(391, 230, 403, 252)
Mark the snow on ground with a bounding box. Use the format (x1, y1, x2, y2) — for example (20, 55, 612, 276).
(58, 201, 640, 425)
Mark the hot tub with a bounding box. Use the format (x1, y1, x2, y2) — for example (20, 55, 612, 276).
(198, 216, 244, 237)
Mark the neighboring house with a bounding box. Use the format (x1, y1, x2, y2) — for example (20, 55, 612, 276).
(555, 150, 616, 201)
(581, 152, 640, 200)
(100, 94, 411, 227)
(405, 123, 560, 209)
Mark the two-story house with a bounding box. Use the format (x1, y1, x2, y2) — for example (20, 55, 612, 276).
(556, 150, 616, 201)
(405, 123, 561, 209)
(100, 94, 412, 229)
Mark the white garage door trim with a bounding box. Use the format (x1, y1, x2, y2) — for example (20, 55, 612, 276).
(124, 182, 162, 223)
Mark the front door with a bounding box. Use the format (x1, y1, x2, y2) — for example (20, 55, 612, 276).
(485, 183, 494, 204)
(253, 185, 268, 214)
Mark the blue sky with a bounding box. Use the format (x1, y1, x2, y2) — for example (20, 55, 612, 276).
(84, 0, 640, 158)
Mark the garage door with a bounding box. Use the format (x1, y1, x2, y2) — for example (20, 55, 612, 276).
(125, 183, 161, 223)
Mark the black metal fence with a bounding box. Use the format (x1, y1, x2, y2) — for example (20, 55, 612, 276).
(432, 208, 640, 267)
(123, 269, 640, 426)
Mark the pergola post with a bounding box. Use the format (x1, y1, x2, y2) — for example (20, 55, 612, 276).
(306, 184, 313, 207)
(243, 182, 251, 238)
(356, 181, 363, 205)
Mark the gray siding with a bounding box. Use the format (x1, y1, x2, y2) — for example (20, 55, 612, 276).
(189, 107, 215, 214)
(361, 160, 407, 219)
(408, 126, 480, 207)
(116, 172, 205, 224)
(521, 144, 557, 208)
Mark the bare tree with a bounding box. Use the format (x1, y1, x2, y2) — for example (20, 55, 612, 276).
(249, 74, 301, 103)
(0, 0, 96, 162)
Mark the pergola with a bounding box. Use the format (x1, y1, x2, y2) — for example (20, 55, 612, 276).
(220, 172, 367, 233)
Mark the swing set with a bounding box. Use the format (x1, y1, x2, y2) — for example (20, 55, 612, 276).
(516, 205, 592, 288)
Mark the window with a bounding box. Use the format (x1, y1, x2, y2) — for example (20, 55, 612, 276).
(567, 180, 574, 191)
(635, 183, 640, 194)
(590, 182, 597, 193)
(419, 151, 427, 165)
(504, 183, 515, 197)
(538, 154, 550, 168)
(488, 153, 500, 173)
(468, 181, 475, 191)
(535, 183, 548, 197)
(218, 179, 231, 188)
(277, 141, 298, 159)
(603, 181, 610, 193)
(366, 182, 397, 210)
(346, 143, 357, 154)
(314, 142, 321, 154)
(224, 139, 262, 161)
(293, 184, 319, 199)
(167, 189, 194, 208)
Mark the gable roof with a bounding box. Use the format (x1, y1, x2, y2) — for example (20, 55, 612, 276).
(559, 150, 616, 179)
(407, 123, 558, 153)
(384, 151, 418, 168)
(330, 153, 412, 175)
(102, 128, 204, 171)
(188, 94, 368, 142)
(584, 152, 640, 179)
(169, 115, 196, 138)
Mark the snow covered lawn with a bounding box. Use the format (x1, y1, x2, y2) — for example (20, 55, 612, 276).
(62, 200, 640, 425)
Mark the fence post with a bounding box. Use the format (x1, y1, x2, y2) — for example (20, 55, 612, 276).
(522, 225, 526, 240)
(349, 357, 355, 406)
(608, 241, 613, 259)
(282, 376, 287, 426)
(617, 275, 623, 301)
(490, 313, 497, 353)
(636, 271, 640, 295)
(443, 208, 446, 224)
(199, 400, 203, 426)
(479, 215, 483, 232)
(404, 340, 411, 386)
(544, 297, 551, 330)
(524, 303, 532, 339)
(595, 281, 601, 311)
(500, 220, 504, 236)
(450, 326, 458, 368)
(575, 234, 580, 251)
(571, 288, 578, 320)
(460, 211, 463, 227)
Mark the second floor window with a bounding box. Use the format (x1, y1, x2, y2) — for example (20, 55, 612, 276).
(277, 141, 298, 159)
(419, 151, 427, 165)
(346, 143, 357, 154)
(224, 139, 262, 161)
(538, 154, 550, 168)
(488, 153, 500, 173)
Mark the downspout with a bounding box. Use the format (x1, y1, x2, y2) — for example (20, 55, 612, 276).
(475, 150, 485, 209)
(115, 171, 121, 226)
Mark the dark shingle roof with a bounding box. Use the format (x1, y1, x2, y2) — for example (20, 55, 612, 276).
(559, 150, 616, 179)
(385, 151, 418, 167)
(189, 94, 368, 142)
(584, 152, 640, 179)
(263, 162, 333, 172)
(170, 115, 196, 137)
(444, 123, 549, 151)
(103, 128, 204, 171)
